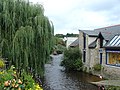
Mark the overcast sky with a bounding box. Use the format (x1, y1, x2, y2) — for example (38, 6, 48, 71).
(29, 0, 120, 34)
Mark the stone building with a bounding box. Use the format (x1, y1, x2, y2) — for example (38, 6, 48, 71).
(79, 25, 120, 79)
(79, 30, 98, 71)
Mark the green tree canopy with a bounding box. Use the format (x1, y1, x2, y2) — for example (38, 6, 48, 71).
(0, 0, 54, 77)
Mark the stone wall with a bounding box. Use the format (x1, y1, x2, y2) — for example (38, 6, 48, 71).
(79, 30, 98, 72)
(102, 65, 120, 79)
(79, 31, 83, 50)
(89, 48, 99, 67)
(101, 49, 120, 79)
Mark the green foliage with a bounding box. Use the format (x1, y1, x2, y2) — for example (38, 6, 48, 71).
(66, 33, 78, 37)
(61, 48, 83, 71)
(0, 58, 5, 68)
(53, 37, 66, 54)
(73, 58, 83, 70)
(0, 0, 54, 77)
(93, 64, 102, 71)
(54, 37, 66, 46)
(55, 44, 66, 54)
(21, 70, 35, 89)
(107, 86, 120, 90)
(0, 66, 43, 90)
(55, 34, 64, 38)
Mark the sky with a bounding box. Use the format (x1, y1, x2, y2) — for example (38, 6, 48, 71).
(29, 0, 120, 34)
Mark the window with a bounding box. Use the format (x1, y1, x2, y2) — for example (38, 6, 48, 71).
(83, 51, 86, 62)
(107, 52, 120, 66)
(82, 33, 86, 63)
(100, 53, 102, 64)
(83, 33, 86, 49)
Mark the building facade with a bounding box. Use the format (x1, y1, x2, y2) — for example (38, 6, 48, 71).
(79, 25, 120, 79)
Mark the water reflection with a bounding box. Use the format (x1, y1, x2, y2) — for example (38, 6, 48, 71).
(43, 54, 101, 90)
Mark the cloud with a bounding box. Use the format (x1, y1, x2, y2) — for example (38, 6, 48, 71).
(29, 0, 120, 34)
(83, 0, 120, 11)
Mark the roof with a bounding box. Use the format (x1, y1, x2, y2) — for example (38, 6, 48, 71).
(95, 24, 120, 30)
(94, 25, 120, 40)
(105, 35, 120, 48)
(69, 38, 79, 47)
(79, 30, 98, 37)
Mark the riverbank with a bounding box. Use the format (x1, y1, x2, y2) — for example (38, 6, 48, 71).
(92, 80, 120, 86)
(91, 80, 120, 89)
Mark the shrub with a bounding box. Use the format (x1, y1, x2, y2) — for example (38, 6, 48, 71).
(93, 64, 102, 71)
(61, 47, 83, 71)
(0, 66, 43, 90)
(73, 58, 83, 71)
(54, 44, 66, 54)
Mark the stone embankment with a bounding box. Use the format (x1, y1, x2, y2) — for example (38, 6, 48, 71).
(91, 80, 120, 89)
(92, 80, 120, 86)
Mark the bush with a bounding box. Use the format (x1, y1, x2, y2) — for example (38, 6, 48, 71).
(61, 48, 83, 71)
(54, 44, 66, 54)
(0, 66, 43, 90)
(93, 64, 102, 71)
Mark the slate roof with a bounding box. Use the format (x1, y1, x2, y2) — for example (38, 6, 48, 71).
(94, 25, 120, 41)
(69, 38, 79, 47)
(79, 24, 120, 48)
(79, 30, 98, 37)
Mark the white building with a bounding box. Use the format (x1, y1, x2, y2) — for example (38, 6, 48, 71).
(65, 37, 78, 48)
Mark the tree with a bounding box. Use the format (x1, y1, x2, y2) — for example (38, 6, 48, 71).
(55, 34, 64, 38)
(0, 0, 54, 77)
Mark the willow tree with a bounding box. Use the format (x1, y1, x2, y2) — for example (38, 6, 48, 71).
(0, 0, 54, 77)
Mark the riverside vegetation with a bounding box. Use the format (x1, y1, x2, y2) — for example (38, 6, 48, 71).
(0, 65, 43, 90)
(61, 48, 83, 71)
(0, 0, 54, 77)
(0, 0, 54, 89)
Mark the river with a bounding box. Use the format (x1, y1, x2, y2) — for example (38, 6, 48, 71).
(43, 54, 102, 90)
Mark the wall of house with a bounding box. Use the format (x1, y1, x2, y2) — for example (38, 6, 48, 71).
(89, 48, 99, 68)
(79, 31, 84, 50)
(102, 48, 106, 65)
(86, 36, 98, 70)
(79, 31, 98, 72)
(85, 35, 89, 68)
(79, 28, 120, 79)
(101, 49, 120, 79)
(79, 31, 84, 63)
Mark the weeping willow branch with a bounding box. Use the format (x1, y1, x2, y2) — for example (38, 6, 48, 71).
(0, 0, 54, 77)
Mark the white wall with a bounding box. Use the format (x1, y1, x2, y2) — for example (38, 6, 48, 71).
(66, 37, 78, 48)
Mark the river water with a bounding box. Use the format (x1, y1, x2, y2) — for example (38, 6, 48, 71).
(43, 54, 102, 90)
